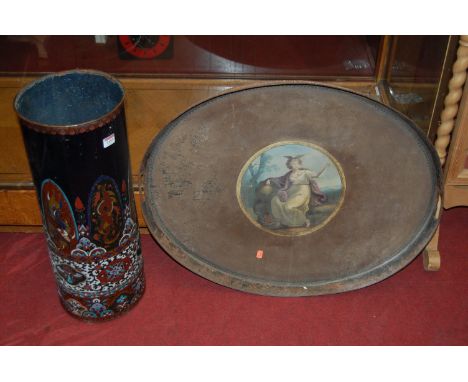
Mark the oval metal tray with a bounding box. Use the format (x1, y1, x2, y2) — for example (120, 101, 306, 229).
(141, 83, 441, 296)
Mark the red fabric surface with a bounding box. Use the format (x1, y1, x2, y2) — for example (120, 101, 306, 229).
(1, 208, 467, 345)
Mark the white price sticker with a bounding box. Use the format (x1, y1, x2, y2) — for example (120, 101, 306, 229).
(103, 133, 115, 148)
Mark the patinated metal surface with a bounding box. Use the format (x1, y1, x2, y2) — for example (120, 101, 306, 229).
(141, 82, 442, 296)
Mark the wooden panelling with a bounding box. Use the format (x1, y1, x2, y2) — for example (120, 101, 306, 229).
(0, 86, 32, 182)
(0, 189, 42, 225)
(0, 189, 147, 227)
(0, 77, 378, 186)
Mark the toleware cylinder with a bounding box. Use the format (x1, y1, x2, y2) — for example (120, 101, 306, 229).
(14, 70, 145, 320)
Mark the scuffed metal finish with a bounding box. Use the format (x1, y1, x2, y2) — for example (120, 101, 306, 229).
(141, 82, 442, 296)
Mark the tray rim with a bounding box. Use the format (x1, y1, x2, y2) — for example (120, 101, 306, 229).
(139, 80, 443, 296)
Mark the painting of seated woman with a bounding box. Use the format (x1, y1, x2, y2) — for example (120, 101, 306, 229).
(237, 141, 346, 236)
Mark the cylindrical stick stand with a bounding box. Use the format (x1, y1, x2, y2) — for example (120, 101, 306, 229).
(14, 70, 145, 320)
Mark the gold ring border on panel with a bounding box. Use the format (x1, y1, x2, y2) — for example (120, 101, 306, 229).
(236, 140, 347, 237)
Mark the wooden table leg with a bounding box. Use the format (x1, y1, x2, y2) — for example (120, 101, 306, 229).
(423, 225, 441, 271)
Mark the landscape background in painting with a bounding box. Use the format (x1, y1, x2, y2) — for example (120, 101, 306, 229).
(238, 143, 345, 236)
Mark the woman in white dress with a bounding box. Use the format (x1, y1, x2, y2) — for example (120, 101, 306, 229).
(265, 156, 327, 228)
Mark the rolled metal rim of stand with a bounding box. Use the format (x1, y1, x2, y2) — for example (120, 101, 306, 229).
(14, 69, 125, 135)
(141, 82, 442, 296)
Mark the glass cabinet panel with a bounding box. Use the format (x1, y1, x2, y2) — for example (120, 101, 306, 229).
(385, 35, 455, 138)
(0, 36, 381, 78)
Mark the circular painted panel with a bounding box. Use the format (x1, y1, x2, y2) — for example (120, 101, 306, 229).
(237, 141, 345, 236)
(141, 83, 441, 296)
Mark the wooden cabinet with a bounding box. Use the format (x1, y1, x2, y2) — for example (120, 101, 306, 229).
(0, 36, 458, 230)
(423, 35, 468, 270)
(443, 84, 468, 209)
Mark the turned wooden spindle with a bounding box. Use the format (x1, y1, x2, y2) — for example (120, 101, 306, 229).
(423, 36, 468, 271)
(435, 35, 468, 166)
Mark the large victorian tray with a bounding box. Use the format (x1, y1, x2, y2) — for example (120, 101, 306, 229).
(141, 83, 441, 296)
